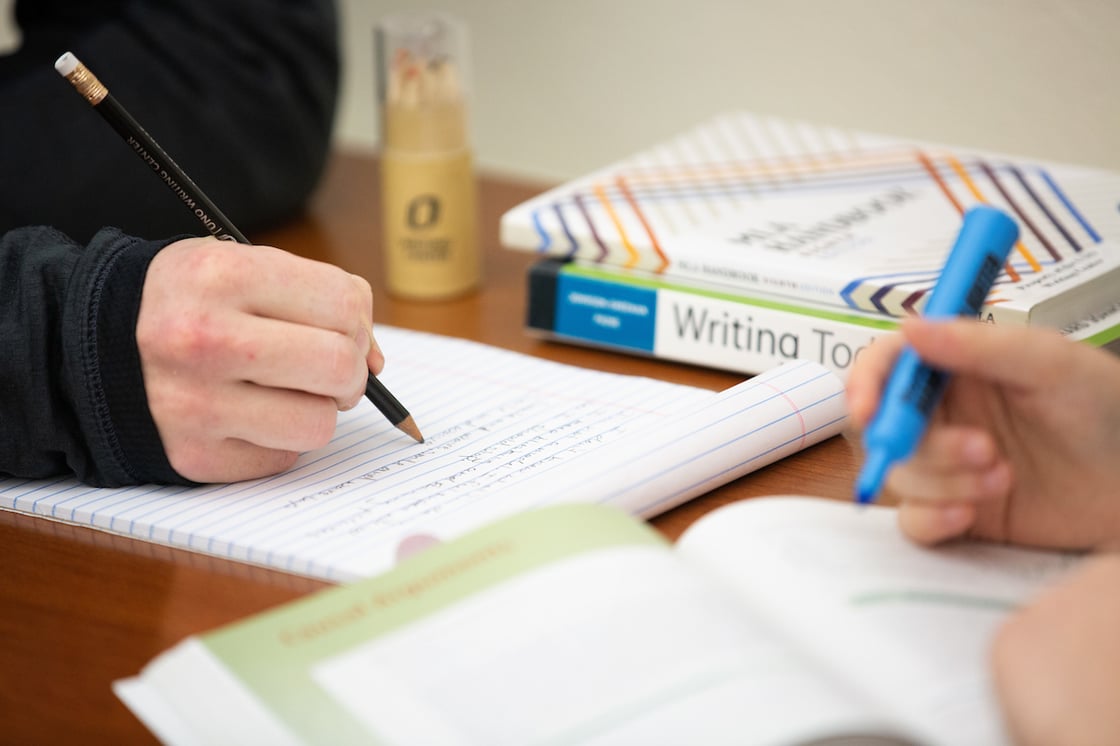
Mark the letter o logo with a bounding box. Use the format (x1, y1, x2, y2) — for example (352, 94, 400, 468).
(407, 195, 440, 229)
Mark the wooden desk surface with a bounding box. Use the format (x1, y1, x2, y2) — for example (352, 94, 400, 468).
(0, 151, 859, 744)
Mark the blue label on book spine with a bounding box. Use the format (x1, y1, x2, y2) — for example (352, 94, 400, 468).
(554, 274, 656, 352)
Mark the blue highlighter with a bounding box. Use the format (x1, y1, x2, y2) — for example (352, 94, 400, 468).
(855, 206, 1019, 504)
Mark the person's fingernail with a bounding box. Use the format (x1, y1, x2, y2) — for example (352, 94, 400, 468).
(981, 463, 1010, 495)
(366, 327, 385, 375)
(367, 327, 382, 358)
(941, 503, 972, 530)
(961, 433, 991, 465)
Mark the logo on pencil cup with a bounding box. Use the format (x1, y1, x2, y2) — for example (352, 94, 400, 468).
(407, 195, 441, 229)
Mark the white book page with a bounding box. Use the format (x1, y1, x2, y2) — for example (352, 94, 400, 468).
(310, 546, 889, 746)
(113, 640, 302, 746)
(0, 328, 845, 582)
(676, 497, 1081, 746)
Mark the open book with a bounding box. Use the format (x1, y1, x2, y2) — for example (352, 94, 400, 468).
(0, 326, 845, 581)
(115, 497, 1080, 746)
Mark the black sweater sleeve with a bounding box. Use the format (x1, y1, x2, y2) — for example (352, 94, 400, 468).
(0, 0, 339, 242)
(0, 226, 190, 486)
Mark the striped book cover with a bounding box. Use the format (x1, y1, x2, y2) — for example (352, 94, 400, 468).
(500, 112, 1120, 328)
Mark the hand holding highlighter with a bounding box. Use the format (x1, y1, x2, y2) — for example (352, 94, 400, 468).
(855, 206, 1019, 504)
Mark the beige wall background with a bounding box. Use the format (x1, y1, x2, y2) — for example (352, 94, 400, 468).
(3, 1, 1115, 179)
(335, 0, 1120, 181)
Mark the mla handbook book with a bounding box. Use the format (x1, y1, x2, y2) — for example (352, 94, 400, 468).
(527, 258, 1120, 379)
(501, 111, 1120, 330)
(115, 498, 1080, 746)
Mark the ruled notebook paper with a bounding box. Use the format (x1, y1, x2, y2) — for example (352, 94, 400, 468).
(0, 327, 846, 581)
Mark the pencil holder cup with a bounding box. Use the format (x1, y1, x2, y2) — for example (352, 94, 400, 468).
(375, 12, 481, 300)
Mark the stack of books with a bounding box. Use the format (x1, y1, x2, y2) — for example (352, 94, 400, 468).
(500, 112, 1120, 377)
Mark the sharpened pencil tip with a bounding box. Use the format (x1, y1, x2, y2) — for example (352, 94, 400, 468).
(398, 416, 425, 444)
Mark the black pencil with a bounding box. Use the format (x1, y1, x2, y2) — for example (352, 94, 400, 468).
(55, 51, 424, 444)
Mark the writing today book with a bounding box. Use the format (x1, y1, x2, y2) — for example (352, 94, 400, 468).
(527, 257, 896, 379)
(501, 112, 1120, 328)
(115, 498, 1080, 746)
(525, 257, 1120, 380)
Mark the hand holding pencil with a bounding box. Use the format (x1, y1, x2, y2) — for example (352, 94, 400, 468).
(55, 51, 423, 482)
(137, 237, 390, 482)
